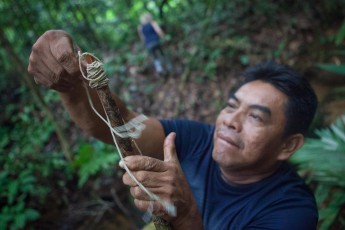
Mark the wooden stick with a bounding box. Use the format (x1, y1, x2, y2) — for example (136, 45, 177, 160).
(84, 54, 138, 155)
(84, 54, 171, 230)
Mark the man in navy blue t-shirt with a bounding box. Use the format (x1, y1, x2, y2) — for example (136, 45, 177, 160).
(28, 30, 318, 229)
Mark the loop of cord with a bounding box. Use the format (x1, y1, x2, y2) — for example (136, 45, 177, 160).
(77, 51, 176, 218)
(78, 51, 109, 89)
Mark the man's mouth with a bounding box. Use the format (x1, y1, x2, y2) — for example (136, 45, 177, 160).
(216, 130, 242, 149)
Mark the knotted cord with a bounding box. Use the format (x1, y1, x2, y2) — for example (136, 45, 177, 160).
(78, 51, 176, 219)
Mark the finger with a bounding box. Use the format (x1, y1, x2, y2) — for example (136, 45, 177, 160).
(28, 51, 55, 87)
(50, 33, 80, 77)
(39, 49, 81, 89)
(31, 34, 69, 83)
(123, 155, 166, 172)
(72, 43, 87, 75)
(164, 132, 178, 162)
(39, 57, 78, 90)
(122, 170, 166, 187)
(134, 199, 167, 216)
(130, 186, 151, 201)
(32, 70, 54, 88)
(130, 185, 171, 201)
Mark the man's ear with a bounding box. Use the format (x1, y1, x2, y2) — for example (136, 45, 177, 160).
(277, 134, 304, 161)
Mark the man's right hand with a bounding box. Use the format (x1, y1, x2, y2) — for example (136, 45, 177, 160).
(28, 30, 167, 159)
(28, 30, 82, 92)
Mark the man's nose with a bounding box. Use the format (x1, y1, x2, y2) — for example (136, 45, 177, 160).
(223, 111, 242, 132)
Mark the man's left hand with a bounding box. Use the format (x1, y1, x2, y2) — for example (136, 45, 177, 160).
(121, 132, 194, 222)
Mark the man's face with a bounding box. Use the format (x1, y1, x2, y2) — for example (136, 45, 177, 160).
(213, 80, 288, 176)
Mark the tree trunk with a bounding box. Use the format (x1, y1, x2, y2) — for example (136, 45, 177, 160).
(158, 0, 169, 20)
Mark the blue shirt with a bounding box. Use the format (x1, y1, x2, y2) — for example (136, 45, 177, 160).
(141, 23, 160, 48)
(161, 119, 318, 230)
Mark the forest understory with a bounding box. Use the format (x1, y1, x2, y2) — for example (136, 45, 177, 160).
(2, 1, 345, 230)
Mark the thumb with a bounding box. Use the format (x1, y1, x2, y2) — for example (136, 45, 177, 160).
(50, 32, 80, 77)
(164, 132, 178, 162)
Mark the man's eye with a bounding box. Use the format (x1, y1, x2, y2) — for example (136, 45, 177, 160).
(223, 103, 236, 113)
(250, 113, 263, 122)
(227, 102, 236, 109)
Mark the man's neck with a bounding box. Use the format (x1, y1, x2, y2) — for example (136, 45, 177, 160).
(220, 163, 282, 185)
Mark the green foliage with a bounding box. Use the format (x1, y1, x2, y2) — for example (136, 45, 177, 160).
(0, 170, 41, 230)
(0, 82, 72, 229)
(72, 142, 120, 187)
(316, 64, 345, 75)
(335, 19, 345, 46)
(273, 39, 287, 58)
(290, 115, 345, 230)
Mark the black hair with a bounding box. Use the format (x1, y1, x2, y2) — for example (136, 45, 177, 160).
(240, 61, 318, 136)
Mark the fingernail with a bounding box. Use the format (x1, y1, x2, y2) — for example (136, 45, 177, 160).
(119, 160, 125, 169)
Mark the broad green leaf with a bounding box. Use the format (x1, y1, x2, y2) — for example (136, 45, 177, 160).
(14, 213, 26, 229)
(24, 208, 40, 220)
(335, 19, 345, 46)
(316, 64, 345, 75)
(7, 181, 19, 204)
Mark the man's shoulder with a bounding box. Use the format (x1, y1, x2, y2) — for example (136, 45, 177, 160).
(160, 119, 214, 133)
(276, 162, 314, 193)
(201, 162, 318, 229)
(226, 163, 318, 229)
(253, 166, 318, 229)
(264, 162, 315, 199)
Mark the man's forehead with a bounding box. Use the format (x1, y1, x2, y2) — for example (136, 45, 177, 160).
(229, 81, 288, 110)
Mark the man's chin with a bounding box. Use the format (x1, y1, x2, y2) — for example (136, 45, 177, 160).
(212, 149, 241, 171)
(212, 149, 229, 165)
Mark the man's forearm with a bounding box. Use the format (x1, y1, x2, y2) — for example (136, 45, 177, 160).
(59, 81, 135, 144)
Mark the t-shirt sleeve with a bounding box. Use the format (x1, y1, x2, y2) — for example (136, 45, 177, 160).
(160, 119, 214, 161)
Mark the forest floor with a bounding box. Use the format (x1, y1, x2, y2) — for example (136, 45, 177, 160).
(33, 12, 345, 230)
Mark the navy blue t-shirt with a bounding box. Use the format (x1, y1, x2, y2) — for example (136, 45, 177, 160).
(160, 119, 318, 230)
(141, 23, 160, 48)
